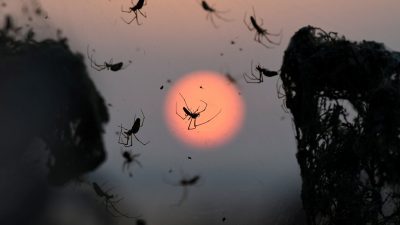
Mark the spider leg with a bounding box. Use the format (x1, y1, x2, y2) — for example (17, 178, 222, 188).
(134, 11, 143, 25)
(244, 61, 262, 83)
(118, 125, 130, 145)
(179, 93, 192, 111)
(133, 134, 149, 145)
(176, 103, 187, 119)
(122, 161, 127, 171)
(243, 72, 262, 83)
(134, 158, 143, 168)
(174, 186, 189, 206)
(206, 12, 218, 28)
(263, 33, 281, 45)
(265, 28, 282, 37)
(197, 100, 208, 114)
(120, 132, 132, 147)
(91, 56, 108, 70)
(121, 5, 132, 13)
(276, 76, 286, 99)
(213, 11, 233, 22)
(87, 50, 106, 71)
(195, 109, 222, 127)
(138, 9, 147, 18)
(243, 13, 254, 31)
(108, 200, 139, 219)
(252, 6, 257, 19)
(104, 201, 119, 217)
(121, 15, 138, 25)
(125, 135, 133, 147)
(259, 71, 264, 82)
(255, 34, 272, 48)
(188, 118, 196, 130)
(139, 109, 145, 127)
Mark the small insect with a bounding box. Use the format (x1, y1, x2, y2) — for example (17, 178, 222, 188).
(244, 7, 282, 48)
(87, 46, 131, 72)
(222, 217, 226, 222)
(121, 0, 147, 25)
(165, 172, 201, 206)
(199, 1, 232, 28)
(92, 182, 137, 218)
(243, 60, 278, 83)
(160, 85, 164, 90)
(187, 156, 192, 160)
(121, 149, 143, 176)
(118, 109, 150, 146)
(176, 93, 221, 130)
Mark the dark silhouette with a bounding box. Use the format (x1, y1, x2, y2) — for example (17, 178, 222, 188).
(92, 182, 139, 218)
(244, 7, 282, 48)
(121, 149, 142, 176)
(0, 16, 109, 224)
(87, 45, 132, 72)
(280, 26, 400, 225)
(165, 173, 201, 206)
(199, 0, 232, 28)
(243, 60, 278, 83)
(121, 0, 147, 25)
(118, 110, 150, 146)
(176, 92, 221, 130)
(225, 72, 239, 84)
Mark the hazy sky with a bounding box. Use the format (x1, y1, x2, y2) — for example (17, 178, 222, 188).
(4, 0, 400, 224)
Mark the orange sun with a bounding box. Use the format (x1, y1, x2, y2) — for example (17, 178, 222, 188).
(164, 71, 245, 149)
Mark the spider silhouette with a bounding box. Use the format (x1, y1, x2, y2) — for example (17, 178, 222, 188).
(92, 182, 138, 218)
(164, 171, 201, 206)
(118, 110, 150, 147)
(87, 45, 131, 72)
(121, 149, 142, 176)
(244, 7, 282, 48)
(243, 60, 278, 83)
(199, 0, 232, 28)
(175, 93, 221, 130)
(121, 0, 147, 25)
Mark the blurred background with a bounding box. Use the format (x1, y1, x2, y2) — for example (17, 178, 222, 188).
(1, 0, 400, 224)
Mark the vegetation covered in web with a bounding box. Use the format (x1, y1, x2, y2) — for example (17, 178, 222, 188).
(280, 25, 400, 225)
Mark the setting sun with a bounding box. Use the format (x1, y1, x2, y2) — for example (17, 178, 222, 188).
(164, 71, 245, 149)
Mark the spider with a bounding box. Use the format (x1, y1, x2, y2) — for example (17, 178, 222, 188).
(121, 0, 147, 25)
(92, 182, 138, 218)
(176, 92, 221, 130)
(118, 109, 150, 147)
(243, 60, 278, 83)
(244, 7, 282, 48)
(121, 149, 142, 176)
(87, 45, 131, 72)
(199, 0, 232, 28)
(164, 171, 201, 206)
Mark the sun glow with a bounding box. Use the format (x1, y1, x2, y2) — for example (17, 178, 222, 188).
(164, 71, 245, 149)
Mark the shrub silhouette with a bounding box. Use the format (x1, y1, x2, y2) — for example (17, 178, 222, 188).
(0, 16, 109, 185)
(280, 26, 400, 225)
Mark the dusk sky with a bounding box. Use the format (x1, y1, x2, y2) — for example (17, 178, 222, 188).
(2, 0, 400, 224)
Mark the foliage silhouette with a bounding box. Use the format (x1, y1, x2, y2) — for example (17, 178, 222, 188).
(280, 26, 400, 225)
(0, 16, 109, 186)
